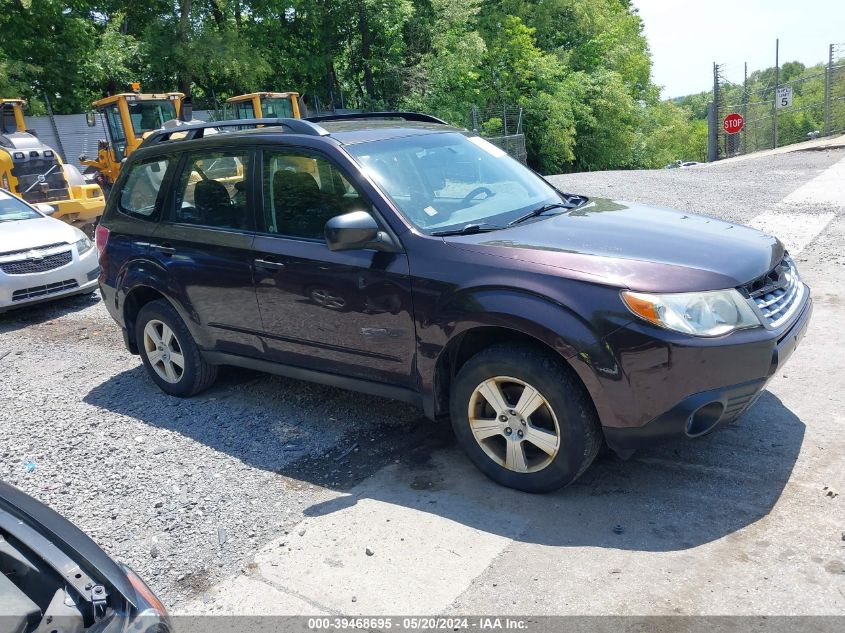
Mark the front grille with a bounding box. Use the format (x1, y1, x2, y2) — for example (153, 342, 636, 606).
(12, 279, 78, 301)
(0, 250, 72, 275)
(11, 158, 70, 204)
(743, 257, 804, 328)
(0, 242, 66, 258)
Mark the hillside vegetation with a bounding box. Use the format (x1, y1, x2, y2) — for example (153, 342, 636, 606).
(0, 0, 806, 172)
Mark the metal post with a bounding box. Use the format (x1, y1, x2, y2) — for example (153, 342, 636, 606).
(712, 62, 721, 160)
(825, 43, 833, 136)
(772, 38, 779, 149)
(742, 62, 748, 154)
(707, 101, 718, 162)
(42, 93, 67, 162)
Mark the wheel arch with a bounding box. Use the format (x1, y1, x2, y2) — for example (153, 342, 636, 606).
(432, 324, 607, 427)
(122, 285, 167, 354)
(116, 254, 206, 353)
(425, 288, 620, 428)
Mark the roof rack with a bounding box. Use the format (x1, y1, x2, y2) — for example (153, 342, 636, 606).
(305, 112, 448, 125)
(140, 118, 329, 147)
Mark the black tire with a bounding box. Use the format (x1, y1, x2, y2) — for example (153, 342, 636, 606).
(134, 299, 218, 397)
(449, 343, 602, 493)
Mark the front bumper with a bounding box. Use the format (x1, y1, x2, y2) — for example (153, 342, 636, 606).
(600, 293, 812, 454)
(0, 245, 100, 312)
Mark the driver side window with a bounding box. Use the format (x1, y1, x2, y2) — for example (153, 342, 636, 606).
(261, 150, 373, 240)
(173, 150, 252, 230)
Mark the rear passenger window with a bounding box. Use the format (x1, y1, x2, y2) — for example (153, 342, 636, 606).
(173, 151, 252, 230)
(118, 158, 170, 220)
(262, 151, 372, 239)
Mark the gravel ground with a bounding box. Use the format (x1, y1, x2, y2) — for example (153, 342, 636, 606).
(0, 294, 427, 607)
(549, 147, 845, 223)
(2, 146, 842, 612)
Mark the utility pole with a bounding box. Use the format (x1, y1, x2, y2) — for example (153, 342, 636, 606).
(825, 43, 833, 136)
(708, 62, 720, 162)
(742, 62, 748, 153)
(772, 38, 779, 149)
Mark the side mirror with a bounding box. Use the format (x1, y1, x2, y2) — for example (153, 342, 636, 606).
(85, 111, 97, 127)
(34, 203, 56, 215)
(325, 211, 391, 252)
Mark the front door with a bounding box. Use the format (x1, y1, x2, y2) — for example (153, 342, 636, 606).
(251, 147, 416, 388)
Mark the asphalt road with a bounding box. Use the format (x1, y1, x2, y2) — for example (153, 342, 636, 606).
(1, 146, 843, 619)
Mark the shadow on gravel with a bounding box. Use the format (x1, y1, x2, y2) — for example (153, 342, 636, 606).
(0, 290, 101, 333)
(85, 365, 803, 553)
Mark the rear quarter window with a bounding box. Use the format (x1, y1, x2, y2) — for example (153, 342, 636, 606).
(117, 157, 172, 221)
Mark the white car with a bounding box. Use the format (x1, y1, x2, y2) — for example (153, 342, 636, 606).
(0, 189, 99, 312)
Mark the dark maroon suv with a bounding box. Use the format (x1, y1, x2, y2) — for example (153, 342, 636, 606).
(96, 113, 811, 492)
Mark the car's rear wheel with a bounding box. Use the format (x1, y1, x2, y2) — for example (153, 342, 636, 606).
(449, 344, 601, 493)
(135, 299, 218, 397)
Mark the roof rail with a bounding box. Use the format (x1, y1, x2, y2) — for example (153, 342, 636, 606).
(305, 112, 448, 125)
(140, 118, 329, 146)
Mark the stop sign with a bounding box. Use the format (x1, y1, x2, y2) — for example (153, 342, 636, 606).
(723, 113, 744, 135)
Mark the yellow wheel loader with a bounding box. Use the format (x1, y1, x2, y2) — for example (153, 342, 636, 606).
(80, 87, 186, 195)
(223, 92, 302, 120)
(0, 99, 105, 233)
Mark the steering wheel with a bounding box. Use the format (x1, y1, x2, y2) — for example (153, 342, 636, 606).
(460, 186, 495, 207)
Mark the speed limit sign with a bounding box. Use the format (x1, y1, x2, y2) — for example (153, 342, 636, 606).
(777, 86, 793, 109)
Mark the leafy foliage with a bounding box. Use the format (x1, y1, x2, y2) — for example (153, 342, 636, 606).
(0, 0, 712, 171)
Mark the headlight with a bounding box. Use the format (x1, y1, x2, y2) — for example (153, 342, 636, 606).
(621, 288, 761, 336)
(74, 236, 93, 255)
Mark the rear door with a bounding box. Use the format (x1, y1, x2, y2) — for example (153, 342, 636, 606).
(251, 145, 416, 388)
(150, 147, 263, 356)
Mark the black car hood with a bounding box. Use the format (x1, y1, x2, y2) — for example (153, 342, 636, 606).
(444, 199, 784, 293)
(0, 481, 136, 607)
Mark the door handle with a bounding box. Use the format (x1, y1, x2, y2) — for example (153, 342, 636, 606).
(254, 258, 285, 271)
(152, 243, 176, 256)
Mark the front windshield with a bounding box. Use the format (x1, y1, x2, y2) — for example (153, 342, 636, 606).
(128, 99, 178, 134)
(262, 97, 294, 118)
(346, 132, 561, 233)
(0, 190, 41, 222)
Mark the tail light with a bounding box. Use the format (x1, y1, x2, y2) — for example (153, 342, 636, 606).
(95, 224, 110, 258)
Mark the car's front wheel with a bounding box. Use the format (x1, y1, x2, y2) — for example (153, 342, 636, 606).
(135, 299, 218, 397)
(450, 344, 602, 493)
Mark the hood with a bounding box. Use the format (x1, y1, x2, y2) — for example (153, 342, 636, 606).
(0, 216, 80, 254)
(444, 199, 784, 293)
(0, 131, 42, 151)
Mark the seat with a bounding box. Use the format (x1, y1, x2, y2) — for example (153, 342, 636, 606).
(194, 179, 234, 226)
(272, 170, 327, 237)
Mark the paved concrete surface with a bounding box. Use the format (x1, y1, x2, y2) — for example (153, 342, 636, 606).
(180, 151, 845, 616)
(2, 147, 843, 618)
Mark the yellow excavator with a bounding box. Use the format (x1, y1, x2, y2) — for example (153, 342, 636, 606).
(223, 92, 302, 120)
(0, 98, 105, 232)
(80, 85, 186, 195)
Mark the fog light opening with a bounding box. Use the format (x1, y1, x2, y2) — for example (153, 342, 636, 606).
(685, 402, 725, 437)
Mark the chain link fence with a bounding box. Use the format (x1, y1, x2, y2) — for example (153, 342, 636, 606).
(709, 42, 845, 160)
(468, 105, 527, 164)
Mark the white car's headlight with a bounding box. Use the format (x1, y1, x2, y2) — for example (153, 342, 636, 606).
(74, 236, 94, 255)
(621, 288, 761, 337)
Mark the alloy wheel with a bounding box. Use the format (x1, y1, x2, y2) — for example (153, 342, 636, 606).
(143, 319, 185, 384)
(467, 376, 561, 473)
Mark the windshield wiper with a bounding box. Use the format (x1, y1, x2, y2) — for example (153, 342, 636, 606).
(431, 223, 503, 236)
(507, 203, 570, 227)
